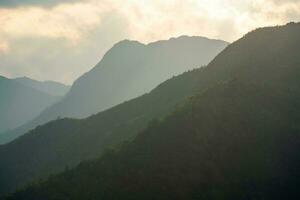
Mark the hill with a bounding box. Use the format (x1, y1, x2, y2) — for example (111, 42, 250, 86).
(4, 22, 300, 199)
(0, 76, 59, 134)
(49, 36, 228, 118)
(0, 68, 207, 196)
(14, 77, 70, 97)
(8, 79, 300, 200)
(1, 36, 228, 144)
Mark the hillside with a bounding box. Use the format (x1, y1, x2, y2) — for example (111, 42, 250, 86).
(0, 24, 300, 199)
(0, 76, 59, 134)
(1, 36, 228, 144)
(0, 68, 205, 196)
(5, 22, 300, 200)
(8, 80, 300, 200)
(14, 77, 70, 97)
(48, 36, 228, 118)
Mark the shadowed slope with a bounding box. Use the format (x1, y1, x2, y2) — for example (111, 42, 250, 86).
(6, 22, 300, 200)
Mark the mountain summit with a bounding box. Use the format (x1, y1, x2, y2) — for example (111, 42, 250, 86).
(1, 36, 228, 144)
(42, 36, 228, 118)
(4, 22, 300, 200)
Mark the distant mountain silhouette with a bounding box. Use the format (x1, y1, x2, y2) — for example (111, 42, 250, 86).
(58, 36, 227, 118)
(0, 68, 209, 197)
(0, 76, 59, 134)
(14, 77, 70, 97)
(3, 22, 300, 199)
(0, 36, 228, 144)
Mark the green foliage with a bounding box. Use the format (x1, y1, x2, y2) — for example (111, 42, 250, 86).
(7, 79, 300, 199)
(0, 68, 205, 196)
(3, 22, 300, 199)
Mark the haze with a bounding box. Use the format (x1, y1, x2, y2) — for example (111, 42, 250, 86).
(0, 0, 299, 84)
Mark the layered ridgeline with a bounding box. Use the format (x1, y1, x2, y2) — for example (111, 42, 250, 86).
(5, 22, 300, 199)
(0, 76, 59, 134)
(14, 77, 70, 97)
(1, 36, 228, 144)
(0, 67, 208, 197)
(0, 36, 227, 195)
(43, 36, 228, 118)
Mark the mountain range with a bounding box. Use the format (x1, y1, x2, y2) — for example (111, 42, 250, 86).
(0, 36, 228, 144)
(3, 22, 300, 199)
(14, 77, 70, 97)
(0, 56, 220, 197)
(0, 76, 65, 134)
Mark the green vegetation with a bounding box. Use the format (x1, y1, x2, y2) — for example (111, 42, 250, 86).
(7, 79, 300, 199)
(2, 22, 300, 199)
(0, 68, 206, 196)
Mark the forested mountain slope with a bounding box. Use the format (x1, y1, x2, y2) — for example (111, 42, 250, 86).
(2, 22, 300, 199)
(8, 79, 300, 199)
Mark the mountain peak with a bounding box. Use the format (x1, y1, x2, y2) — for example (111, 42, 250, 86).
(14, 76, 70, 97)
(286, 21, 298, 26)
(2, 35, 228, 146)
(0, 75, 8, 80)
(5, 22, 300, 199)
(112, 36, 228, 49)
(148, 35, 228, 46)
(113, 39, 145, 48)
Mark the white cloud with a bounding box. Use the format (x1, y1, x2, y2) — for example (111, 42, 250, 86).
(0, 0, 299, 84)
(0, 1, 110, 45)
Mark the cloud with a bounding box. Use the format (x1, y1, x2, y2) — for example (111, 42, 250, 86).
(271, 0, 300, 5)
(0, 1, 110, 45)
(0, 0, 82, 7)
(0, 1, 129, 84)
(0, 0, 299, 84)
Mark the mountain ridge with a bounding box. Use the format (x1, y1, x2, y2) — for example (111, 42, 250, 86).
(0, 35, 228, 144)
(14, 77, 70, 97)
(0, 76, 59, 134)
(5, 22, 300, 200)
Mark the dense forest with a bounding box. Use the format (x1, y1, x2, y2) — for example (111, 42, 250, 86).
(3, 22, 300, 199)
(0, 66, 208, 196)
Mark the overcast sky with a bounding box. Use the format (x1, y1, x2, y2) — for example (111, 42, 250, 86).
(0, 0, 299, 84)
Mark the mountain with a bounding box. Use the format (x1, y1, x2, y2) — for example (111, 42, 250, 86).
(0, 68, 207, 196)
(0, 36, 228, 144)
(48, 36, 228, 118)
(0, 76, 59, 134)
(4, 22, 300, 199)
(14, 77, 70, 97)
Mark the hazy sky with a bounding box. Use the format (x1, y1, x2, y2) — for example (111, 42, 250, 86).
(0, 0, 299, 84)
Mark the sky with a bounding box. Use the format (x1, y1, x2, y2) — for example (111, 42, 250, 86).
(0, 0, 299, 84)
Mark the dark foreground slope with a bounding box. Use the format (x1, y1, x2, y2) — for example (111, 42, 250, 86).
(2, 36, 227, 144)
(5, 22, 300, 200)
(0, 21, 300, 199)
(0, 68, 206, 196)
(8, 79, 300, 200)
